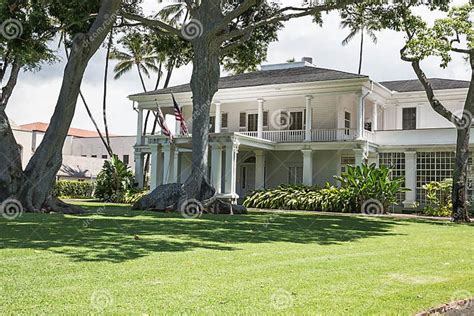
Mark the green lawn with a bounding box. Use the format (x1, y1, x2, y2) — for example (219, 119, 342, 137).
(1, 202, 473, 315)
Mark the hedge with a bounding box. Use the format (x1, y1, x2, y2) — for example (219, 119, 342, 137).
(53, 180, 95, 199)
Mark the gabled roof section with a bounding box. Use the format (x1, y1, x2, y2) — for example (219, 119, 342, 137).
(130, 66, 368, 97)
(380, 78, 469, 93)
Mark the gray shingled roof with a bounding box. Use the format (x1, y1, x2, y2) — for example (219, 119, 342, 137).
(130, 66, 367, 97)
(380, 78, 469, 92)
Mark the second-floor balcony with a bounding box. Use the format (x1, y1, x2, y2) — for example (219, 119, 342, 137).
(238, 128, 360, 142)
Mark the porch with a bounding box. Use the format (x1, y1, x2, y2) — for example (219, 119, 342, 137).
(134, 132, 369, 202)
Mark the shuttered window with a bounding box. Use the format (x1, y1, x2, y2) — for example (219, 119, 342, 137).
(239, 113, 246, 128)
(222, 113, 228, 128)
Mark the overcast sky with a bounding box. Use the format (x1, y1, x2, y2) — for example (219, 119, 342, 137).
(6, 0, 470, 135)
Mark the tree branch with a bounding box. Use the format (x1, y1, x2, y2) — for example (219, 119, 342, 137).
(121, 11, 182, 38)
(411, 60, 460, 126)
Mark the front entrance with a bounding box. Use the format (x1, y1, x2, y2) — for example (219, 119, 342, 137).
(238, 157, 256, 197)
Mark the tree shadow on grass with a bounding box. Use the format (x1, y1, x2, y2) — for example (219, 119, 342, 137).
(0, 205, 406, 263)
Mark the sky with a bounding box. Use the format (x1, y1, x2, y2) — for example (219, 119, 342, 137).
(5, 0, 471, 136)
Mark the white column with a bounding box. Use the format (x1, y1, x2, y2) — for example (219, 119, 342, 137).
(150, 144, 163, 190)
(257, 98, 265, 139)
(305, 95, 313, 141)
(175, 118, 181, 136)
(225, 142, 239, 201)
(211, 143, 223, 193)
(302, 149, 313, 186)
(372, 102, 378, 132)
(137, 108, 144, 145)
(134, 152, 144, 188)
(354, 149, 365, 166)
(356, 93, 364, 139)
(403, 151, 417, 207)
(171, 149, 179, 183)
(215, 101, 222, 133)
(162, 144, 174, 184)
(255, 150, 265, 189)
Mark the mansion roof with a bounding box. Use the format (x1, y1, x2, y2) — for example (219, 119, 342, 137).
(130, 65, 368, 97)
(380, 78, 470, 93)
(130, 65, 469, 98)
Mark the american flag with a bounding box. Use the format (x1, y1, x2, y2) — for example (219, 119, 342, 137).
(155, 100, 173, 142)
(172, 93, 189, 135)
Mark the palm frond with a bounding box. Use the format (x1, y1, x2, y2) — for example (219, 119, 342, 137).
(342, 29, 358, 46)
(157, 3, 186, 26)
(113, 62, 133, 80)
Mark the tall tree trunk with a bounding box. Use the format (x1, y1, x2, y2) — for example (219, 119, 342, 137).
(64, 45, 113, 156)
(452, 54, 474, 222)
(103, 29, 114, 149)
(452, 127, 470, 222)
(358, 30, 364, 75)
(183, 41, 220, 199)
(0, 59, 21, 109)
(13, 0, 122, 212)
(0, 110, 23, 201)
(410, 57, 473, 223)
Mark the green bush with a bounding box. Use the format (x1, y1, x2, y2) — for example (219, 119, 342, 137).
(244, 164, 407, 213)
(94, 155, 135, 203)
(53, 181, 95, 199)
(422, 179, 452, 217)
(335, 163, 408, 212)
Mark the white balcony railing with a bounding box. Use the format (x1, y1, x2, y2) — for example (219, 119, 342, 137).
(363, 130, 376, 143)
(311, 128, 357, 142)
(239, 130, 305, 142)
(239, 129, 358, 143)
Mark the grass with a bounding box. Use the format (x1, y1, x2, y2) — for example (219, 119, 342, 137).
(0, 201, 473, 315)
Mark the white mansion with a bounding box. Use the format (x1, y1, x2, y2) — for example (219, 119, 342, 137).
(127, 58, 470, 207)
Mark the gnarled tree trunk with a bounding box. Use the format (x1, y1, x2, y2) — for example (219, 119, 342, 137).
(182, 6, 221, 202)
(452, 127, 470, 222)
(0, 0, 122, 213)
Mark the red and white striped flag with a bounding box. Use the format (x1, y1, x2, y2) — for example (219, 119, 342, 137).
(172, 93, 189, 135)
(155, 100, 173, 142)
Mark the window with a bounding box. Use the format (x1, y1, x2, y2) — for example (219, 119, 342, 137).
(102, 155, 108, 159)
(344, 111, 351, 135)
(209, 116, 215, 133)
(91, 155, 97, 158)
(402, 107, 416, 130)
(340, 156, 355, 174)
(81, 155, 87, 157)
(239, 113, 246, 128)
(289, 112, 304, 130)
(379, 153, 406, 204)
(242, 166, 247, 189)
(221, 113, 228, 129)
(123, 155, 130, 165)
(247, 114, 258, 132)
(288, 166, 303, 184)
(263, 111, 268, 127)
(416, 152, 456, 205)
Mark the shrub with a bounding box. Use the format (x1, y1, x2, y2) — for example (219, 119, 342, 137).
(244, 164, 407, 213)
(94, 155, 135, 203)
(53, 180, 95, 199)
(335, 163, 408, 212)
(124, 190, 148, 204)
(243, 184, 349, 212)
(422, 179, 453, 217)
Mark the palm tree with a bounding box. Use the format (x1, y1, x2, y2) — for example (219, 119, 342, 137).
(340, 4, 380, 75)
(109, 32, 161, 93)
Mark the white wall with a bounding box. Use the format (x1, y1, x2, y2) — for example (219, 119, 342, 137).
(71, 136, 136, 169)
(383, 90, 467, 130)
